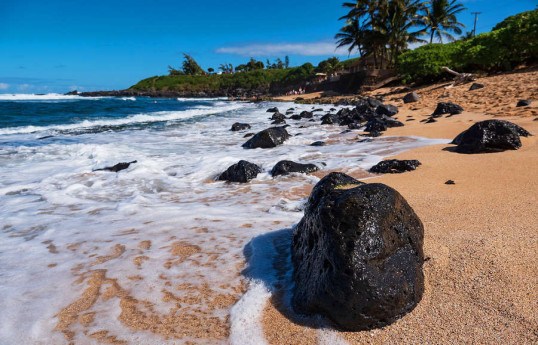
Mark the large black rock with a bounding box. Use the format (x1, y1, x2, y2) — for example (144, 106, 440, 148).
(242, 127, 290, 149)
(292, 178, 424, 331)
(452, 119, 531, 153)
(231, 122, 251, 131)
(271, 160, 319, 177)
(432, 102, 463, 117)
(267, 107, 279, 113)
(217, 160, 261, 183)
(369, 159, 421, 174)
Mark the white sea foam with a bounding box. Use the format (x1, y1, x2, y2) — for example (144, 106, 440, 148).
(177, 97, 229, 102)
(0, 93, 103, 101)
(0, 103, 244, 135)
(0, 99, 450, 344)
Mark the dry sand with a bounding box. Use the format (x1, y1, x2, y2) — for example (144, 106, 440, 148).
(261, 70, 538, 344)
(54, 70, 537, 344)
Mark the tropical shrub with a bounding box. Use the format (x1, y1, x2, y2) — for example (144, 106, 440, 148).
(399, 9, 538, 83)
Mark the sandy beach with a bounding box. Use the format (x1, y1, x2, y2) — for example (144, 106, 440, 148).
(261, 70, 538, 344)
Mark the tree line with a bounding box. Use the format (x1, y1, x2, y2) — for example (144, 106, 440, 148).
(168, 54, 347, 77)
(168, 55, 294, 76)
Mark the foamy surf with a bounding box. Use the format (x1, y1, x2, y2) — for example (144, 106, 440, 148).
(0, 98, 449, 344)
(0, 93, 103, 101)
(177, 97, 229, 102)
(0, 103, 244, 135)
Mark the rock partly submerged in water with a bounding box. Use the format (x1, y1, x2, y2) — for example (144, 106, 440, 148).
(369, 159, 421, 174)
(230, 122, 251, 131)
(217, 160, 261, 183)
(452, 119, 531, 153)
(242, 127, 290, 149)
(271, 112, 286, 121)
(271, 160, 319, 177)
(292, 173, 425, 331)
(95, 160, 137, 173)
(266, 107, 279, 113)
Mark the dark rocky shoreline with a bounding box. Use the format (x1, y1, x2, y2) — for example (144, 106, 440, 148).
(69, 89, 229, 98)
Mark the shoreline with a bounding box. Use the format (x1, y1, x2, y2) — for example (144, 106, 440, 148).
(260, 72, 538, 344)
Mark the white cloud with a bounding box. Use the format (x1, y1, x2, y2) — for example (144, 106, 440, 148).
(216, 41, 350, 57)
(0, 83, 8, 90)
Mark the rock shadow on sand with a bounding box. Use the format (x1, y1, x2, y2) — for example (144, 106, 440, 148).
(241, 227, 328, 330)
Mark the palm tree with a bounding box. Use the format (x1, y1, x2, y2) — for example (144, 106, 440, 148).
(422, 0, 467, 43)
(378, 0, 427, 64)
(335, 18, 366, 57)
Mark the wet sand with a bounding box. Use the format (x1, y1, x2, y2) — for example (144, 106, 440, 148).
(261, 70, 538, 344)
(52, 70, 537, 344)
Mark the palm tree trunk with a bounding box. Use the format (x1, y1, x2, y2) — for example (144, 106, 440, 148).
(430, 31, 434, 44)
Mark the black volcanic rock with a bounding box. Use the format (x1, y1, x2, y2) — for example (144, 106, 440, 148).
(217, 160, 261, 183)
(321, 114, 339, 125)
(376, 104, 399, 117)
(95, 160, 137, 173)
(365, 119, 387, 132)
(366, 97, 383, 108)
(231, 122, 251, 131)
(300, 111, 314, 118)
(310, 141, 325, 147)
(403, 92, 419, 103)
(516, 100, 531, 107)
(452, 120, 531, 153)
(364, 116, 403, 133)
(303, 172, 364, 213)
(270, 111, 286, 121)
(432, 102, 463, 117)
(369, 159, 421, 174)
(267, 107, 279, 113)
(290, 114, 303, 120)
(292, 178, 424, 331)
(242, 127, 290, 149)
(469, 83, 484, 91)
(271, 160, 319, 177)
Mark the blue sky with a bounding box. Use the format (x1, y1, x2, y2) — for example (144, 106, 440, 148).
(0, 0, 536, 93)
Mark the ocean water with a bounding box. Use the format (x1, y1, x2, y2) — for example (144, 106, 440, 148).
(0, 94, 449, 344)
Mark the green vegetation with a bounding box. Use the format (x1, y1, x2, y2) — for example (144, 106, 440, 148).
(130, 5, 536, 94)
(130, 63, 317, 92)
(337, 0, 429, 68)
(399, 9, 538, 83)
